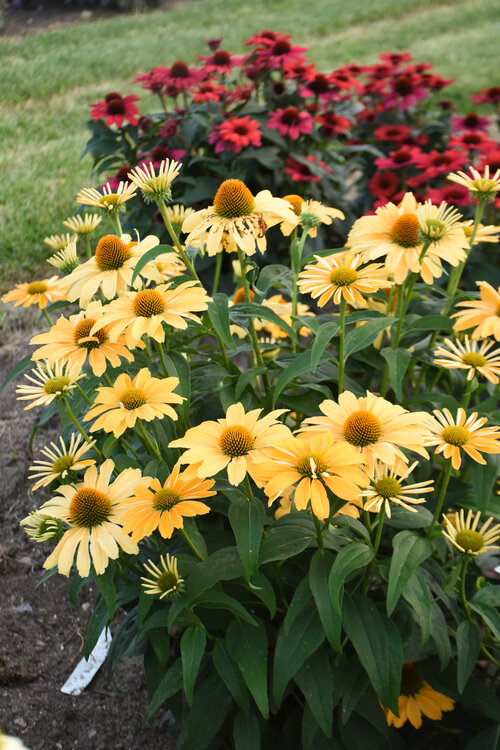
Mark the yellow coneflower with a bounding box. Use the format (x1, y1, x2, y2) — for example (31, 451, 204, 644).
(44, 233, 76, 250)
(28, 433, 96, 490)
(281, 198, 344, 238)
(425, 408, 500, 470)
(448, 165, 500, 199)
(433, 336, 500, 384)
(298, 251, 392, 308)
(141, 554, 184, 599)
(47, 238, 80, 275)
(1, 276, 66, 310)
(253, 294, 314, 339)
(76, 181, 137, 214)
(442, 509, 500, 555)
(40, 460, 148, 577)
(120, 464, 215, 541)
(83, 367, 183, 438)
(20, 510, 64, 542)
(170, 402, 292, 486)
(452, 281, 500, 340)
(383, 663, 455, 729)
(460, 220, 500, 245)
(252, 432, 368, 520)
(165, 204, 195, 229)
(16, 360, 84, 410)
(63, 213, 102, 236)
(182, 178, 299, 257)
(361, 458, 433, 517)
(128, 159, 181, 203)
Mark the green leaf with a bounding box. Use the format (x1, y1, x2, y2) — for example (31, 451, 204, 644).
(295, 645, 334, 738)
(430, 602, 452, 669)
(207, 293, 237, 351)
(230, 301, 296, 341)
(229, 496, 265, 580)
(184, 673, 233, 750)
(254, 263, 292, 298)
(343, 593, 403, 713)
(273, 349, 329, 404)
(344, 317, 395, 358)
(328, 543, 373, 614)
(143, 660, 183, 724)
(194, 590, 257, 625)
(212, 641, 250, 714)
(259, 524, 313, 564)
(311, 321, 340, 373)
(106, 608, 138, 676)
(309, 550, 341, 650)
(469, 599, 500, 641)
(471, 585, 500, 608)
(466, 725, 500, 750)
(379, 348, 412, 401)
(233, 710, 261, 750)
(182, 517, 208, 560)
(402, 568, 432, 644)
(84, 597, 109, 658)
(283, 576, 313, 636)
(130, 243, 174, 285)
(387, 531, 432, 616)
(0, 353, 32, 393)
(181, 625, 206, 705)
(466, 454, 500, 514)
(272, 607, 324, 707)
(456, 620, 481, 693)
(250, 571, 277, 618)
(227, 619, 269, 718)
(235, 367, 267, 400)
(94, 564, 117, 618)
(403, 314, 453, 333)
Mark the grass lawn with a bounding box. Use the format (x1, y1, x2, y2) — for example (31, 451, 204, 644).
(1, 0, 499, 283)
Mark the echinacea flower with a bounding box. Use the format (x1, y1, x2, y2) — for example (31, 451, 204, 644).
(44, 233, 76, 250)
(165, 204, 195, 232)
(361, 458, 433, 517)
(89, 282, 210, 348)
(60, 233, 161, 307)
(84, 367, 183, 438)
(209, 116, 262, 154)
(281, 199, 345, 238)
(448, 165, 500, 199)
(30, 303, 136, 377)
(16, 360, 84, 410)
(452, 281, 500, 340)
(63, 213, 102, 236)
(383, 663, 455, 729)
(425, 408, 500, 470)
(442, 509, 500, 555)
(298, 252, 392, 308)
(76, 181, 137, 215)
(29, 433, 96, 490)
(170, 402, 292, 486)
(433, 336, 500, 384)
(267, 106, 314, 140)
(460, 220, 500, 245)
(47, 238, 79, 275)
(141, 554, 184, 599)
(182, 179, 299, 257)
(120, 464, 215, 541)
(40, 460, 148, 576)
(1, 276, 66, 310)
(20, 511, 64, 542)
(252, 433, 368, 520)
(300, 391, 431, 470)
(253, 294, 314, 339)
(127, 159, 181, 203)
(90, 93, 140, 128)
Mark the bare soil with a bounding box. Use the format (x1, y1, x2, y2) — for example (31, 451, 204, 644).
(0, 322, 176, 750)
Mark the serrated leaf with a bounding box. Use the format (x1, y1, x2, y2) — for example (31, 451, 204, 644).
(328, 543, 373, 613)
(387, 531, 432, 616)
(212, 641, 250, 714)
(227, 619, 269, 718)
(207, 293, 237, 351)
(295, 645, 334, 738)
(379, 348, 412, 401)
(272, 607, 324, 707)
(130, 244, 174, 285)
(309, 550, 341, 650)
(343, 593, 402, 713)
(229, 496, 265, 580)
(181, 625, 206, 705)
(456, 620, 481, 693)
(344, 317, 395, 358)
(311, 321, 339, 373)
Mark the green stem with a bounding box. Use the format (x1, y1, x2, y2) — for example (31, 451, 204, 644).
(136, 418, 162, 462)
(428, 461, 453, 535)
(113, 212, 123, 236)
(42, 308, 54, 327)
(236, 246, 269, 390)
(481, 645, 500, 670)
(102, 372, 113, 387)
(212, 252, 223, 295)
(244, 475, 254, 502)
(444, 197, 486, 316)
(64, 399, 104, 460)
(156, 200, 200, 282)
(313, 513, 324, 551)
(75, 382, 93, 406)
(372, 504, 386, 556)
(291, 227, 309, 353)
(119, 552, 144, 579)
(459, 558, 472, 619)
(461, 377, 477, 410)
(120, 436, 142, 462)
(338, 297, 347, 395)
(181, 527, 205, 562)
(84, 235, 92, 260)
(155, 340, 170, 377)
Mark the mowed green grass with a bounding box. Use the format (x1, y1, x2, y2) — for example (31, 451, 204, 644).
(1, 0, 499, 283)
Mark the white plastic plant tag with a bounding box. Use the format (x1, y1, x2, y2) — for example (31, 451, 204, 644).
(60, 628, 112, 695)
